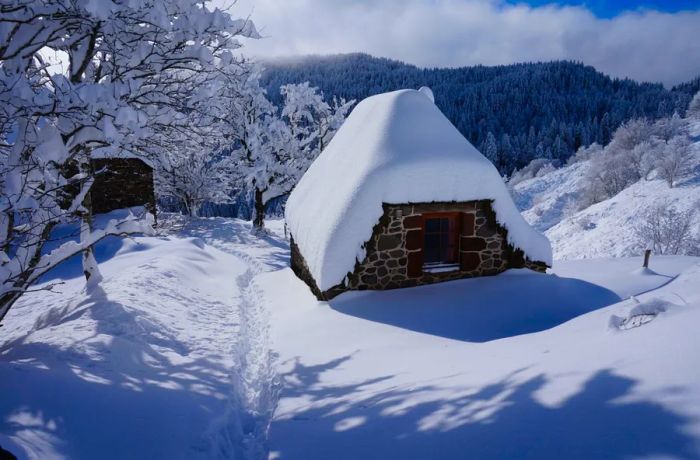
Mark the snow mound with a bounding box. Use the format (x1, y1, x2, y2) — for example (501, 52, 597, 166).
(286, 89, 552, 291)
(262, 256, 700, 459)
(609, 297, 679, 331)
(418, 86, 435, 103)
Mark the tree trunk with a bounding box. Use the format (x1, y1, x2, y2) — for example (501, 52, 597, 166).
(0, 221, 55, 326)
(253, 188, 265, 229)
(0, 290, 23, 326)
(80, 165, 103, 288)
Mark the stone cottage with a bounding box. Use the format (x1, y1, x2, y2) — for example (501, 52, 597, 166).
(286, 87, 552, 300)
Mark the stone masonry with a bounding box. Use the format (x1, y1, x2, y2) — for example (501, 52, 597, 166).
(90, 158, 156, 216)
(290, 200, 548, 300)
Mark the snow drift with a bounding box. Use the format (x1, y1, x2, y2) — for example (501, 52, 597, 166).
(286, 89, 552, 291)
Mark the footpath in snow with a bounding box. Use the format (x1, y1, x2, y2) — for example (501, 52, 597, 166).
(0, 218, 286, 460)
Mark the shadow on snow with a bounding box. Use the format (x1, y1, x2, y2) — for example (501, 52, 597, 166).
(270, 356, 699, 460)
(0, 286, 234, 460)
(329, 270, 621, 342)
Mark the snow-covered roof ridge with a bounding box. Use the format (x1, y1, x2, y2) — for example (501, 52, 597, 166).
(286, 88, 552, 291)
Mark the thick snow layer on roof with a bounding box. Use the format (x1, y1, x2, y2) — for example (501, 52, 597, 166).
(91, 150, 155, 168)
(286, 89, 552, 291)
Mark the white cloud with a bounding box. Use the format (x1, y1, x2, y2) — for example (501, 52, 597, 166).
(229, 0, 700, 87)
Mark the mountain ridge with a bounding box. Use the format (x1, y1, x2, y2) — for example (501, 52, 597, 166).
(261, 53, 699, 173)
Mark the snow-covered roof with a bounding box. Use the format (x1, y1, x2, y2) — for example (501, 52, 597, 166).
(91, 150, 155, 168)
(286, 88, 552, 291)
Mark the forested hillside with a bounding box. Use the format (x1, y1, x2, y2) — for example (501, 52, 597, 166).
(261, 54, 699, 174)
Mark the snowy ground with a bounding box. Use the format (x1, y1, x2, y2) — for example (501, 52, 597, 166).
(263, 256, 700, 459)
(0, 219, 286, 460)
(1, 218, 700, 459)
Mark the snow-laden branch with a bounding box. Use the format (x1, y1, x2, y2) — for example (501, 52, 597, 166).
(227, 70, 355, 229)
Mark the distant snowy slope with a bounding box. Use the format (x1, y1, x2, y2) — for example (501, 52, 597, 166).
(514, 139, 700, 260)
(513, 161, 590, 233)
(547, 174, 700, 259)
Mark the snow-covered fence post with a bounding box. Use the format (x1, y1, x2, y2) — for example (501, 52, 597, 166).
(643, 249, 651, 268)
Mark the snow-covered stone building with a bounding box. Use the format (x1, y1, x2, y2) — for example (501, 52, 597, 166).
(90, 157, 155, 216)
(286, 88, 552, 300)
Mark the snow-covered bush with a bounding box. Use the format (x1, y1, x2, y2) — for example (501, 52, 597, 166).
(509, 158, 555, 186)
(566, 142, 602, 165)
(630, 140, 664, 180)
(536, 162, 557, 177)
(584, 147, 639, 202)
(609, 118, 654, 152)
(634, 203, 699, 256)
(653, 113, 688, 142)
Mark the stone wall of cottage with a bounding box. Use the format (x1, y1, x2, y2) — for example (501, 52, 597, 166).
(344, 200, 546, 293)
(90, 158, 156, 216)
(290, 200, 548, 300)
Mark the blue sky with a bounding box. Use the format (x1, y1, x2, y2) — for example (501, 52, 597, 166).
(234, 0, 700, 86)
(506, 0, 700, 18)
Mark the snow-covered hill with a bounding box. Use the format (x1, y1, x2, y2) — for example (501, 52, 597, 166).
(514, 138, 700, 260)
(512, 160, 591, 233)
(547, 176, 700, 259)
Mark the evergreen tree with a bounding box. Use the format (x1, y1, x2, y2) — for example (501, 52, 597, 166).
(484, 132, 499, 166)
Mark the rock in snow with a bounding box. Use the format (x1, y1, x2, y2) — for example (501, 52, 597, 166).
(286, 89, 552, 291)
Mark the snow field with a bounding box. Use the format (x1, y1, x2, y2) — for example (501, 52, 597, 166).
(1, 217, 699, 460)
(261, 257, 700, 459)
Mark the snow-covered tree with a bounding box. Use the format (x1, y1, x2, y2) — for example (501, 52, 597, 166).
(281, 82, 355, 156)
(635, 203, 699, 255)
(653, 112, 687, 142)
(230, 69, 291, 229)
(233, 78, 354, 230)
(483, 132, 499, 166)
(0, 0, 257, 323)
(156, 150, 236, 218)
(508, 158, 555, 186)
(629, 139, 663, 181)
(688, 91, 700, 120)
(656, 135, 694, 188)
